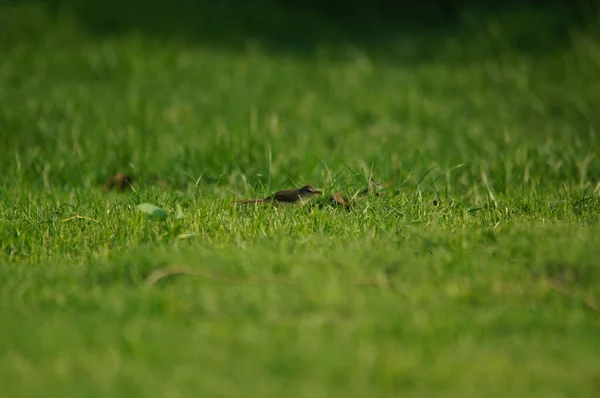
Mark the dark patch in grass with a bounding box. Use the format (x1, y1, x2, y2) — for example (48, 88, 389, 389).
(101, 173, 136, 192)
(328, 192, 352, 211)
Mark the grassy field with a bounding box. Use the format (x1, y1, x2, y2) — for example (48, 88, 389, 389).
(1, 2, 600, 397)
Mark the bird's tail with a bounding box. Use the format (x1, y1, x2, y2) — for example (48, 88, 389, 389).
(231, 199, 265, 205)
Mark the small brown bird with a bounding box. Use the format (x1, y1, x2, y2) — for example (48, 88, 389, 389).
(232, 185, 322, 206)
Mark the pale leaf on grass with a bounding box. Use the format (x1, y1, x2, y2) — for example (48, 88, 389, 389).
(175, 203, 185, 219)
(136, 203, 167, 220)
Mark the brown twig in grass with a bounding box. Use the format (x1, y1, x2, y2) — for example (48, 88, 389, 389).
(144, 265, 390, 288)
(548, 278, 599, 311)
(62, 215, 100, 223)
(144, 265, 297, 287)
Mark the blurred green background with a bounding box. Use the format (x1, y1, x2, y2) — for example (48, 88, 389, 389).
(1, 0, 598, 193)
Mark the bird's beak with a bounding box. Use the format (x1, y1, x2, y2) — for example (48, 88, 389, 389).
(315, 190, 322, 195)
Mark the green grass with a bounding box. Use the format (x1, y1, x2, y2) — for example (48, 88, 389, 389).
(1, 2, 600, 397)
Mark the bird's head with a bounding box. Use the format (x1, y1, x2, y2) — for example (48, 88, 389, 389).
(298, 185, 322, 198)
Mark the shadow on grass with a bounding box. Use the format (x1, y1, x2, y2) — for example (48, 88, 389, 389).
(1, 0, 594, 65)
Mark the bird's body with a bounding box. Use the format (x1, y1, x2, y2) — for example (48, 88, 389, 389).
(232, 185, 322, 206)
